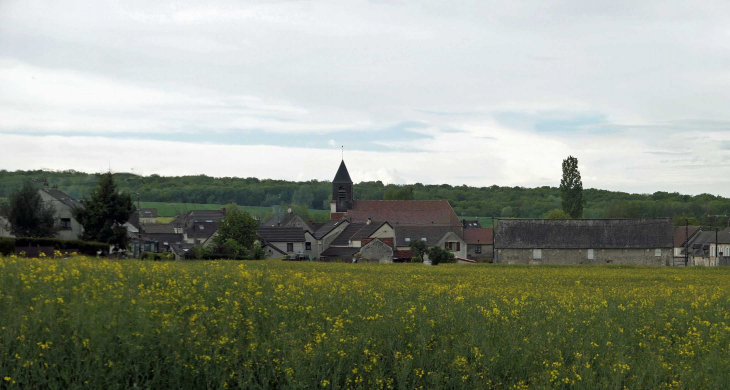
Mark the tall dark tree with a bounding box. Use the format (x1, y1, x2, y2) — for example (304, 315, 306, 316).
(0, 181, 58, 237)
(73, 173, 135, 251)
(560, 156, 584, 218)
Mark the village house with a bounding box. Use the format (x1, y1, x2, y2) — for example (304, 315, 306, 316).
(673, 225, 701, 266)
(256, 227, 317, 259)
(495, 218, 674, 266)
(686, 230, 730, 266)
(262, 209, 313, 232)
(139, 208, 159, 224)
(38, 185, 83, 240)
(463, 227, 494, 262)
(0, 216, 13, 238)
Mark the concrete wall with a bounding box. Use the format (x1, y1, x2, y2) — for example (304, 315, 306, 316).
(467, 244, 494, 262)
(496, 248, 672, 266)
(359, 239, 393, 263)
(38, 191, 82, 240)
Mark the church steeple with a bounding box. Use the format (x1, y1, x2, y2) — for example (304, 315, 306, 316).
(332, 160, 353, 213)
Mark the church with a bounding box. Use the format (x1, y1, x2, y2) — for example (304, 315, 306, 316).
(309, 159, 494, 262)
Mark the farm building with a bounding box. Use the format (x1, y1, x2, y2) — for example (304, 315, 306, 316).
(495, 219, 674, 266)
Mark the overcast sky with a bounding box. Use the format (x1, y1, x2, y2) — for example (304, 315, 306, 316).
(2, 1, 730, 195)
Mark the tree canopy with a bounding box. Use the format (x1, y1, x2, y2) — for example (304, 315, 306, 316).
(0, 181, 58, 237)
(73, 172, 135, 251)
(560, 156, 584, 218)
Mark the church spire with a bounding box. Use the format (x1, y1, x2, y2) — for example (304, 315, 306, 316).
(333, 159, 352, 183)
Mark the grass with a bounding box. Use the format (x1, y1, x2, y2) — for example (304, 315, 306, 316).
(138, 201, 330, 220)
(2, 258, 728, 389)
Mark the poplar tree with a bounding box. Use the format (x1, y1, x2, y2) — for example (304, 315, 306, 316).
(560, 156, 584, 218)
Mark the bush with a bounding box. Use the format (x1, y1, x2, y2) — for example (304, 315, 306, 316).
(11, 237, 108, 256)
(0, 238, 14, 256)
(411, 257, 421, 263)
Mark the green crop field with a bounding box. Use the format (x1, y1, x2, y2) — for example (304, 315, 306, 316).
(137, 201, 331, 220)
(1, 258, 729, 389)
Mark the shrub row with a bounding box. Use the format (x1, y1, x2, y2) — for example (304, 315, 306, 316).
(0, 237, 108, 256)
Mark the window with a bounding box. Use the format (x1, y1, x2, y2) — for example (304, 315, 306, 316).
(338, 186, 346, 201)
(655, 249, 662, 257)
(533, 249, 542, 260)
(405, 238, 411, 242)
(587, 249, 594, 260)
(163, 241, 169, 246)
(475, 245, 482, 254)
(199, 225, 205, 230)
(421, 238, 427, 242)
(305, 242, 312, 251)
(60, 218, 72, 230)
(205, 220, 213, 223)
(287, 243, 294, 252)
(445, 242, 460, 251)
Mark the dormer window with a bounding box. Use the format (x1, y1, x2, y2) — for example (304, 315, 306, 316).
(199, 225, 205, 230)
(405, 238, 411, 242)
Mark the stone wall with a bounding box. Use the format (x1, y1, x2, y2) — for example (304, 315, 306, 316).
(467, 244, 494, 263)
(497, 248, 672, 266)
(359, 239, 393, 263)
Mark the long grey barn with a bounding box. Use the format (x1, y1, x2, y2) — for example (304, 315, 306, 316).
(495, 219, 674, 266)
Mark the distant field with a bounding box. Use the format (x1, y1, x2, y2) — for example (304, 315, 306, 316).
(138, 201, 330, 219)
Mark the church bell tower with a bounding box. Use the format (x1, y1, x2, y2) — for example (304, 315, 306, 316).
(332, 160, 353, 213)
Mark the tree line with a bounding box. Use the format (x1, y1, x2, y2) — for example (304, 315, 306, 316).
(1, 169, 729, 226)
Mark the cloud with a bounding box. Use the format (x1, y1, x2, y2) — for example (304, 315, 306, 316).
(2, 0, 730, 194)
(328, 139, 336, 147)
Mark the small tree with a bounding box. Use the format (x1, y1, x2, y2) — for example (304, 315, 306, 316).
(427, 245, 456, 265)
(384, 186, 414, 200)
(409, 239, 428, 261)
(543, 209, 571, 219)
(212, 206, 259, 256)
(560, 156, 584, 218)
(0, 181, 59, 237)
(73, 172, 135, 252)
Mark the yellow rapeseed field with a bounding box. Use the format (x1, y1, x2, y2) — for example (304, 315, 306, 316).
(1, 257, 729, 389)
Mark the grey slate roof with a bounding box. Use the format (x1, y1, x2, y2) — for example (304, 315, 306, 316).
(333, 160, 352, 183)
(395, 225, 463, 247)
(495, 219, 674, 249)
(349, 222, 387, 241)
(320, 247, 359, 258)
(186, 221, 219, 239)
(331, 223, 365, 246)
(143, 224, 176, 234)
(313, 219, 347, 239)
(41, 188, 82, 209)
(263, 213, 298, 227)
(257, 227, 306, 243)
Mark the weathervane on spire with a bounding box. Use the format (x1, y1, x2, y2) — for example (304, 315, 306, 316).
(342, 145, 344, 160)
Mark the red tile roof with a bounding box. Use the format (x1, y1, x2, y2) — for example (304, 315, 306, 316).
(346, 200, 460, 226)
(330, 212, 347, 220)
(463, 228, 493, 245)
(674, 226, 700, 247)
(393, 250, 414, 259)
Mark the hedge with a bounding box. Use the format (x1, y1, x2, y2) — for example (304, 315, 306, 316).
(0, 238, 14, 256)
(9, 237, 108, 256)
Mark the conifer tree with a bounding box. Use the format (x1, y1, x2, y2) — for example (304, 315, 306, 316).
(0, 181, 58, 237)
(73, 172, 134, 251)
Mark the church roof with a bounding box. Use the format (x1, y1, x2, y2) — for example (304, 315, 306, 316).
(346, 200, 462, 226)
(333, 160, 352, 183)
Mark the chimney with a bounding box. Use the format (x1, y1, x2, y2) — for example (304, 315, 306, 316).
(221, 207, 226, 213)
(367, 218, 372, 225)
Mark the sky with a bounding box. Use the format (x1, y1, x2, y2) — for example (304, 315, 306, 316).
(2, 0, 730, 195)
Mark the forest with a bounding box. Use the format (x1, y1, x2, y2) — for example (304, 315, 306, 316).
(1, 169, 728, 227)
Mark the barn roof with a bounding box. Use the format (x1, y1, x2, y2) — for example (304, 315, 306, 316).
(495, 219, 674, 249)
